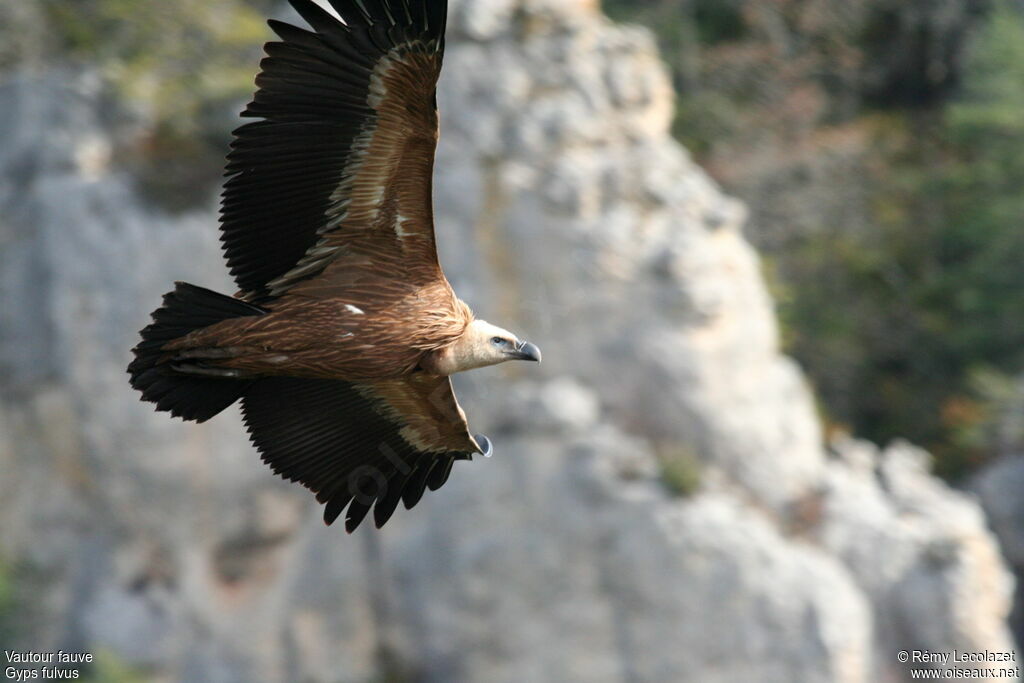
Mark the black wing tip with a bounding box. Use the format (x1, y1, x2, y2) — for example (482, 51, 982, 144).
(287, 0, 344, 32)
(288, 0, 447, 38)
(322, 494, 350, 526)
(316, 451, 470, 532)
(344, 499, 372, 533)
(267, 18, 315, 41)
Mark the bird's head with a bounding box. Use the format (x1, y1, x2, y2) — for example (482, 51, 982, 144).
(424, 320, 541, 375)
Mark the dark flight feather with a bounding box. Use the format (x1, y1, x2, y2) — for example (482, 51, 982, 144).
(241, 375, 474, 531)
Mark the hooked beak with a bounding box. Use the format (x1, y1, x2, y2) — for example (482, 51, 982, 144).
(512, 341, 542, 363)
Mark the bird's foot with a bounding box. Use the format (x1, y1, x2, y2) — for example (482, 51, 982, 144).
(475, 433, 494, 458)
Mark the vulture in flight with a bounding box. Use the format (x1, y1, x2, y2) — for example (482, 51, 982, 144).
(128, 0, 541, 532)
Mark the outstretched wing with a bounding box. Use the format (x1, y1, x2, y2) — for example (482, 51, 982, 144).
(223, 0, 449, 299)
(241, 374, 488, 532)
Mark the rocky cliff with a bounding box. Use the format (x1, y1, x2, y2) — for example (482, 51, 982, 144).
(0, 1, 1017, 682)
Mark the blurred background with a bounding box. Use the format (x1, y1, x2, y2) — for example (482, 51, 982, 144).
(0, 0, 1021, 681)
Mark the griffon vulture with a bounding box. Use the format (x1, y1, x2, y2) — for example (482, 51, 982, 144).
(128, 0, 541, 532)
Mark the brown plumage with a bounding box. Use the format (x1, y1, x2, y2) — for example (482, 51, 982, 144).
(127, 0, 541, 532)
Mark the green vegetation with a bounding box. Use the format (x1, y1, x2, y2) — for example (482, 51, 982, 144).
(80, 651, 147, 683)
(38, 0, 276, 210)
(606, 0, 1024, 480)
(0, 553, 144, 683)
(0, 556, 15, 645)
(42, 0, 272, 127)
(656, 442, 703, 497)
(785, 3, 1024, 478)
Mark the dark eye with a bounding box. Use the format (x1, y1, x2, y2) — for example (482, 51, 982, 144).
(491, 337, 506, 346)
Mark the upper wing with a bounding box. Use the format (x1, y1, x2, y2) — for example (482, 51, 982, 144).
(241, 373, 488, 532)
(222, 0, 449, 299)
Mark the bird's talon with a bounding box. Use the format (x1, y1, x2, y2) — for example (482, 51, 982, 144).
(475, 433, 494, 458)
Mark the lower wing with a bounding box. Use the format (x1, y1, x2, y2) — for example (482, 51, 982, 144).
(241, 373, 487, 532)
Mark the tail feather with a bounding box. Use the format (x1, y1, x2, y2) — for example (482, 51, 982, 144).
(128, 282, 266, 423)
